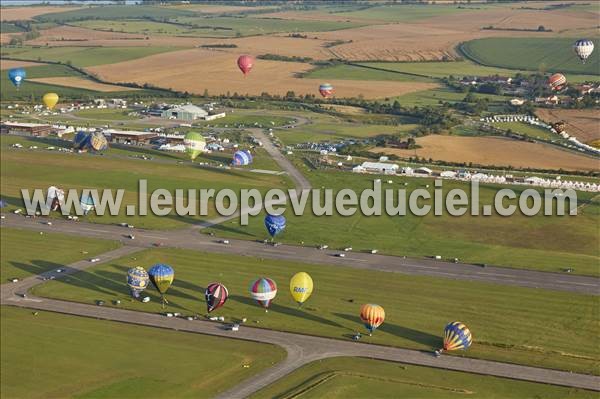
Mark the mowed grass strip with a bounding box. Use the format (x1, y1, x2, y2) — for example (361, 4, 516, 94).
(0, 306, 285, 399)
(460, 37, 600, 76)
(251, 357, 597, 399)
(0, 135, 289, 229)
(216, 169, 600, 276)
(0, 228, 119, 283)
(32, 247, 600, 374)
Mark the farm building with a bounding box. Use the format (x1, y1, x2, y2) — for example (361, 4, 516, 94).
(162, 104, 208, 121)
(104, 129, 157, 145)
(0, 122, 53, 137)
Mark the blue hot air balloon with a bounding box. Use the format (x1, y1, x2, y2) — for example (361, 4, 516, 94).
(232, 150, 252, 166)
(264, 214, 286, 238)
(73, 131, 91, 151)
(8, 68, 26, 88)
(148, 263, 174, 308)
(80, 192, 95, 215)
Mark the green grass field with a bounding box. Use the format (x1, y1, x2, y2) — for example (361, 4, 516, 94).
(358, 61, 599, 83)
(31, 247, 599, 374)
(461, 37, 600, 76)
(393, 86, 506, 107)
(1, 46, 180, 68)
(0, 63, 152, 101)
(252, 357, 596, 399)
(0, 135, 291, 229)
(275, 122, 415, 146)
(33, 5, 197, 23)
(215, 168, 599, 276)
(305, 64, 435, 82)
(0, 306, 285, 398)
(0, 228, 119, 283)
(494, 122, 557, 140)
(334, 4, 492, 22)
(196, 114, 292, 128)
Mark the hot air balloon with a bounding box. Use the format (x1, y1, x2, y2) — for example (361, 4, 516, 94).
(205, 282, 229, 313)
(360, 304, 385, 336)
(127, 267, 150, 299)
(88, 131, 108, 152)
(184, 132, 206, 161)
(237, 55, 254, 76)
(319, 83, 334, 98)
(8, 68, 26, 88)
(264, 213, 286, 239)
(548, 73, 567, 91)
(47, 186, 65, 211)
(289, 272, 313, 306)
(232, 149, 252, 166)
(573, 39, 594, 63)
(148, 263, 174, 308)
(73, 131, 90, 151)
(43, 92, 59, 110)
(79, 192, 95, 215)
(436, 321, 472, 356)
(249, 277, 277, 310)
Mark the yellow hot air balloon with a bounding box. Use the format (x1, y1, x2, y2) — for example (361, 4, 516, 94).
(290, 272, 313, 306)
(43, 92, 59, 110)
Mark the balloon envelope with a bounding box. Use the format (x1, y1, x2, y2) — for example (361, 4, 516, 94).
(573, 39, 594, 63)
(264, 214, 286, 238)
(232, 150, 252, 166)
(127, 267, 149, 298)
(48, 186, 65, 211)
(73, 131, 90, 150)
(205, 282, 229, 313)
(88, 131, 108, 152)
(79, 192, 95, 215)
(237, 55, 254, 75)
(548, 73, 566, 91)
(184, 132, 206, 160)
(8, 68, 26, 88)
(360, 304, 385, 334)
(249, 277, 277, 308)
(148, 263, 174, 294)
(289, 272, 313, 305)
(443, 321, 473, 351)
(319, 83, 334, 98)
(43, 92, 59, 110)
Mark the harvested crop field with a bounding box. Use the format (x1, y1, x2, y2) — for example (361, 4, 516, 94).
(0, 59, 45, 70)
(88, 49, 436, 99)
(536, 109, 600, 144)
(27, 77, 139, 92)
(374, 135, 599, 172)
(0, 6, 80, 21)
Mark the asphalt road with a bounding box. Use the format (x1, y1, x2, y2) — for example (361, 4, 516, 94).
(1, 251, 598, 395)
(2, 214, 598, 295)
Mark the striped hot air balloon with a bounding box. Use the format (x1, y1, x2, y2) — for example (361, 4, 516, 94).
(249, 277, 277, 310)
(232, 150, 252, 166)
(148, 263, 174, 308)
(573, 39, 594, 63)
(360, 304, 385, 335)
(205, 282, 229, 313)
(440, 321, 472, 354)
(127, 267, 149, 299)
(548, 73, 567, 91)
(319, 83, 334, 98)
(237, 55, 254, 76)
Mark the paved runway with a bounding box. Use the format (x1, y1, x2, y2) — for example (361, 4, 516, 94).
(2, 214, 598, 295)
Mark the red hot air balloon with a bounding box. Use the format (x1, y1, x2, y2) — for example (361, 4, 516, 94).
(548, 73, 567, 91)
(237, 55, 254, 76)
(319, 83, 334, 98)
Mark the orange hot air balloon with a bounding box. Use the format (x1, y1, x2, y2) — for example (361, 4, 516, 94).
(548, 73, 567, 91)
(360, 304, 385, 335)
(237, 55, 254, 76)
